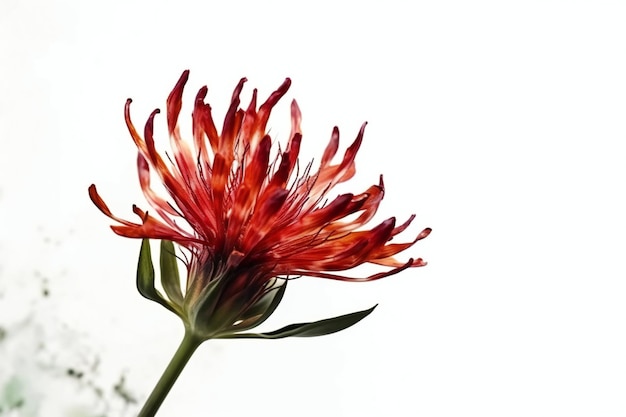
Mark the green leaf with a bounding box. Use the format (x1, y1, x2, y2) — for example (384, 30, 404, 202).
(160, 240, 183, 307)
(136, 239, 156, 299)
(136, 239, 177, 314)
(219, 304, 377, 339)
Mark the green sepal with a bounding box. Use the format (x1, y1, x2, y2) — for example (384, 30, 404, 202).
(219, 304, 377, 339)
(223, 278, 288, 334)
(160, 240, 183, 308)
(185, 277, 224, 335)
(136, 239, 177, 314)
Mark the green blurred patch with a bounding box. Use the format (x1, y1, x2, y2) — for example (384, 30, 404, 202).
(0, 375, 25, 412)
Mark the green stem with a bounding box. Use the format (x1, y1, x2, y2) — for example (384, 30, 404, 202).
(137, 330, 203, 417)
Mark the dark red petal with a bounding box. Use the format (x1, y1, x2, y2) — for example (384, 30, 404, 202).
(166, 70, 189, 134)
(257, 78, 291, 129)
(320, 127, 340, 168)
(242, 188, 290, 252)
(193, 85, 219, 159)
(389, 214, 416, 238)
(291, 193, 354, 232)
(288, 258, 414, 282)
(244, 135, 272, 200)
(310, 122, 367, 201)
(221, 78, 247, 156)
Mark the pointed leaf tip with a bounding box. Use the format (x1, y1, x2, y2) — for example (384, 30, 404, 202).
(137, 238, 156, 300)
(220, 304, 377, 339)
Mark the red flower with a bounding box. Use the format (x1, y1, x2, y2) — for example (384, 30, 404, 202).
(89, 71, 430, 339)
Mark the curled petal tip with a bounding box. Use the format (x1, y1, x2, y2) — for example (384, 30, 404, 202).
(177, 70, 190, 84)
(196, 85, 208, 99)
(379, 217, 396, 229)
(412, 258, 427, 267)
(275, 77, 290, 87)
(88, 184, 106, 210)
(418, 227, 432, 241)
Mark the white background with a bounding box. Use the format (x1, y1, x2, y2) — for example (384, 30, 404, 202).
(1, 1, 625, 416)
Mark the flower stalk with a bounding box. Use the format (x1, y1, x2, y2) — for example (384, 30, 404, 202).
(137, 330, 202, 417)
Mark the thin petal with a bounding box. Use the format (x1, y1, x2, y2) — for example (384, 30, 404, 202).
(290, 258, 415, 282)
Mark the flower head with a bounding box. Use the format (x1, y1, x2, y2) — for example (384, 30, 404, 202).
(89, 70, 430, 339)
